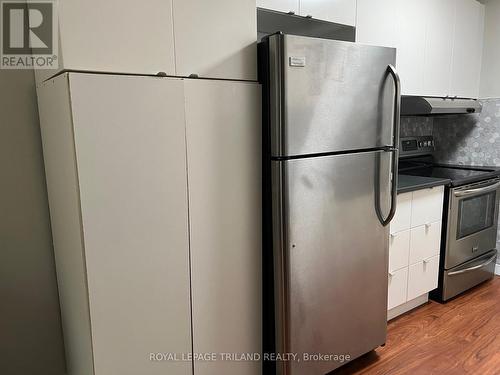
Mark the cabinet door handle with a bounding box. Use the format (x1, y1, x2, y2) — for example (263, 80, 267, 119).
(425, 223, 432, 230)
(423, 257, 433, 264)
(389, 272, 395, 277)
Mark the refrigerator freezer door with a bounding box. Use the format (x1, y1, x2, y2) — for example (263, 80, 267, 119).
(269, 34, 397, 158)
(272, 150, 391, 374)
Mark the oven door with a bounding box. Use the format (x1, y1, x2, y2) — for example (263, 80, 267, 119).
(445, 178, 500, 269)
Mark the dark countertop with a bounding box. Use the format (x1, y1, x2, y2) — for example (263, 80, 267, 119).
(398, 174, 451, 194)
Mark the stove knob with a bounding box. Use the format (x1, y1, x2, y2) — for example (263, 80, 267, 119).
(418, 141, 424, 148)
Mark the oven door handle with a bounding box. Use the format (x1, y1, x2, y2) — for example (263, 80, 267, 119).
(447, 254, 497, 276)
(454, 181, 500, 198)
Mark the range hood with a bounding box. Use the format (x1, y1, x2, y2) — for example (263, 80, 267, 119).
(401, 96, 482, 116)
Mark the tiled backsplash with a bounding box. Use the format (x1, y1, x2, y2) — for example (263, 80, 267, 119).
(400, 116, 434, 138)
(401, 99, 500, 263)
(433, 100, 500, 166)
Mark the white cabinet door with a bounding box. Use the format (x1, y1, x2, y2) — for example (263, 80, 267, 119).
(422, 0, 455, 97)
(356, 0, 398, 48)
(38, 74, 96, 375)
(395, 0, 427, 95)
(69, 74, 192, 375)
(388, 268, 408, 310)
(390, 192, 412, 234)
(257, 0, 299, 14)
(407, 255, 440, 301)
(185, 80, 262, 375)
(411, 187, 444, 228)
(409, 222, 442, 265)
(450, 0, 485, 98)
(36, 0, 176, 84)
(299, 0, 356, 26)
(173, 0, 257, 81)
(389, 230, 410, 272)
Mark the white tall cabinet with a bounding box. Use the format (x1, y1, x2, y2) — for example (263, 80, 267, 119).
(37, 73, 262, 375)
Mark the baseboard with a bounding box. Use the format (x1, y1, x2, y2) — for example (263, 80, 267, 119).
(388, 294, 428, 321)
(495, 263, 500, 276)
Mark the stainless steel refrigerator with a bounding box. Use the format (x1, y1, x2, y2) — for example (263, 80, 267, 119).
(260, 33, 401, 374)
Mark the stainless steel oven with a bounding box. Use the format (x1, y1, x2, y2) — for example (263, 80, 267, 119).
(445, 178, 500, 268)
(441, 178, 500, 300)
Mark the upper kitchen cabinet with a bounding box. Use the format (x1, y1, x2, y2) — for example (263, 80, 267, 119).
(257, 0, 356, 26)
(256, 0, 300, 14)
(356, 0, 485, 98)
(356, 0, 397, 48)
(36, 0, 176, 84)
(36, 0, 258, 83)
(450, 0, 485, 98)
(422, 0, 455, 97)
(299, 0, 357, 26)
(394, 0, 427, 96)
(173, 0, 257, 81)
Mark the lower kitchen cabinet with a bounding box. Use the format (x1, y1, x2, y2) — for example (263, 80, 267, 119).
(407, 255, 440, 301)
(388, 267, 408, 310)
(409, 222, 441, 265)
(37, 73, 262, 375)
(389, 230, 410, 272)
(388, 187, 444, 320)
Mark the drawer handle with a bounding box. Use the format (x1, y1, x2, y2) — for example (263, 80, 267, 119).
(448, 255, 496, 276)
(423, 257, 433, 264)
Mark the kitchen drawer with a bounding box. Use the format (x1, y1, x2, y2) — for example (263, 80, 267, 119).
(389, 230, 410, 272)
(388, 267, 408, 310)
(407, 255, 439, 301)
(409, 222, 442, 265)
(390, 192, 412, 234)
(411, 187, 444, 228)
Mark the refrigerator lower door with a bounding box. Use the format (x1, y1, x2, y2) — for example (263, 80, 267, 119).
(272, 150, 391, 375)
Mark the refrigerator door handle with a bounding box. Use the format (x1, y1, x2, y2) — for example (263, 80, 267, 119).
(377, 65, 401, 227)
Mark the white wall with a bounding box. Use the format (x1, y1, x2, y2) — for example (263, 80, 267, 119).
(0, 69, 67, 375)
(479, 0, 500, 98)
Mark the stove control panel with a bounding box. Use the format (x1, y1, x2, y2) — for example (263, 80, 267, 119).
(399, 136, 435, 158)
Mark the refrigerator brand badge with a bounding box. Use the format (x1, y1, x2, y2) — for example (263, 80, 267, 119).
(289, 56, 306, 67)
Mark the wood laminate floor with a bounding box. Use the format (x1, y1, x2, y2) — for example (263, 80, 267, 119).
(332, 276, 500, 375)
